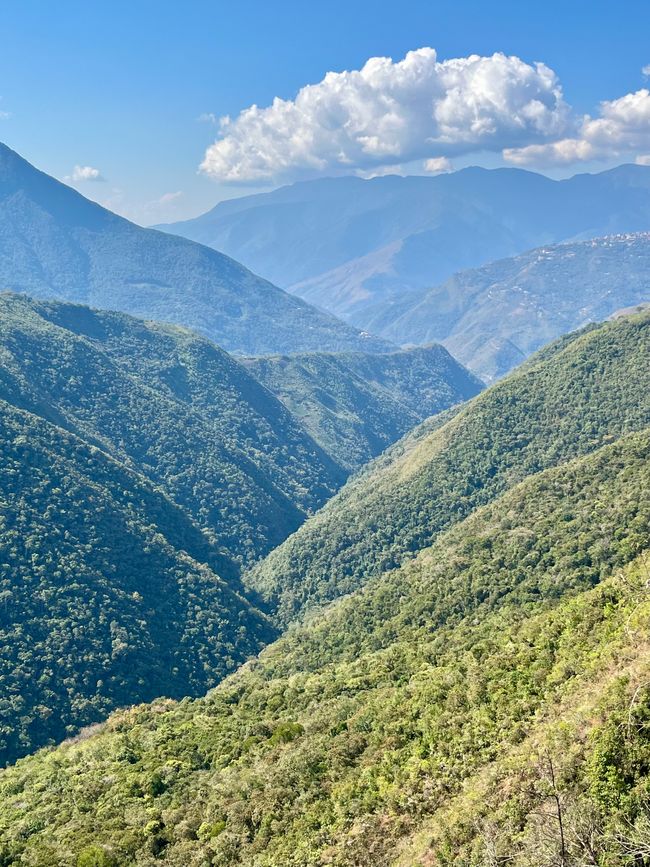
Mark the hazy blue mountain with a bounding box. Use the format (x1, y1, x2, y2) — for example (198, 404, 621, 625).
(384, 232, 650, 381)
(157, 164, 650, 330)
(243, 345, 482, 471)
(0, 142, 390, 355)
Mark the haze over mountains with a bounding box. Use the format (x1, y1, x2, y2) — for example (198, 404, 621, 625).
(0, 143, 389, 356)
(158, 164, 650, 333)
(387, 231, 650, 380)
(3, 0, 650, 858)
(2, 311, 648, 865)
(0, 136, 649, 865)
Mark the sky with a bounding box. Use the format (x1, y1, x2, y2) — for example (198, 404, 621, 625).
(1, 0, 650, 224)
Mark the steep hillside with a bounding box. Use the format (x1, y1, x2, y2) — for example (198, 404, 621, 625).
(1, 428, 648, 865)
(0, 397, 276, 766)
(384, 232, 650, 380)
(0, 293, 346, 566)
(158, 164, 650, 331)
(247, 312, 650, 623)
(0, 292, 388, 763)
(243, 345, 482, 471)
(0, 142, 390, 355)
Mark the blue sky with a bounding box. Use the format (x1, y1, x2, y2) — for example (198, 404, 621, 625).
(1, 0, 650, 223)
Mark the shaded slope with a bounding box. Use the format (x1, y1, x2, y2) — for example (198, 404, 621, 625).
(0, 399, 276, 766)
(0, 142, 390, 355)
(243, 345, 482, 471)
(0, 293, 345, 566)
(1, 430, 648, 865)
(247, 312, 650, 623)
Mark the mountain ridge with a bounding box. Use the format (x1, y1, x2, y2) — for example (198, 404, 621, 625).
(1, 421, 648, 864)
(384, 230, 650, 380)
(242, 344, 482, 471)
(247, 311, 650, 624)
(156, 163, 650, 335)
(0, 142, 391, 355)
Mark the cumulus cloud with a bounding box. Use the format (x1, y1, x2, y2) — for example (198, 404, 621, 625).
(504, 88, 650, 167)
(200, 48, 569, 183)
(68, 164, 105, 182)
(636, 154, 650, 166)
(198, 112, 218, 125)
(424, 156, 453, 174)
(643, 64, 650, 77)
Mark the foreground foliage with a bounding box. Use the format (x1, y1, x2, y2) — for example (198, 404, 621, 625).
(0, 429, 649, 865)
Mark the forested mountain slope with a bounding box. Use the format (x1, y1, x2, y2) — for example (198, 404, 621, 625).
(0, 293, 487, 764)
(243, 345, 482, 471)
(0, 143, 390, 355)
(382, 231, 650, 381)
(0, 397, 276, 766)
(0, 292, 357, 764)
(1, 427, 648, 865)
(0, 293, 345, 566)
(247, 312, 650, 623)
(158, 164, 650, 331)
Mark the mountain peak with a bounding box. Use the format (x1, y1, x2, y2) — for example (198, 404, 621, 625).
(0, 142, 391, 354)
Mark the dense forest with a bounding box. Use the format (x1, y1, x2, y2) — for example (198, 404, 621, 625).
(244, 345, 481, 471)
(0, 292, 346, 566)
(248, 312, 650, 624)
(1, 423, 648, 864)
(0, 293, 479, 766)
(0, 395, 277, 765)
(1, 31, 650, 867)
(1, 139, 650, 867)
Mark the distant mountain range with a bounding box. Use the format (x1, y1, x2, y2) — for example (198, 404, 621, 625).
(384, 232, 650, 380)
(157, 164, 650, 334)
(0, 142, 390, 355)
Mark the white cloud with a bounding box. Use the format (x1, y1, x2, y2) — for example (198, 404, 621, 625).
(200, 48, 569, 183)
(424, 156, 453, 174)
(636, 154, 650, 166)
(68, 164, 105, 182)
(643, 64, 650, 77)
(504, 88, 650, 167)
(157, 191, 183, 205)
